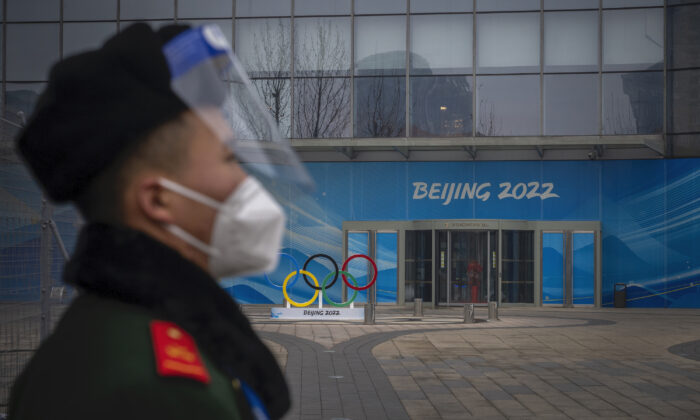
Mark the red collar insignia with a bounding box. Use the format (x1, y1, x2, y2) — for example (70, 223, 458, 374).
(150, 320, 211, 384)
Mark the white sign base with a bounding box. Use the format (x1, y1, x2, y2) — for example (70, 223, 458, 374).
(270, 307, 364, 321)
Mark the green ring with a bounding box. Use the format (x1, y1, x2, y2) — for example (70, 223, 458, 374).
(322, 270, 358, 308)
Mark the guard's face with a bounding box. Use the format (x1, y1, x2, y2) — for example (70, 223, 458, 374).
(167, 111, 247, 248)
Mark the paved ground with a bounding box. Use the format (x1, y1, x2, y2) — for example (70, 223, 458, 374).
(245, 305, 700, 420)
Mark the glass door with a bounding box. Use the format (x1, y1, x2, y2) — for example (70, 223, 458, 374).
(436, 230, 498, 305)
(540, 231, 595, 307)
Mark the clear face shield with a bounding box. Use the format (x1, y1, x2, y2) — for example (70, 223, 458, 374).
(162, 24, 314, 194)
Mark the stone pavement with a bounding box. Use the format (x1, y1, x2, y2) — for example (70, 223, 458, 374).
(244, 306, 700, 420)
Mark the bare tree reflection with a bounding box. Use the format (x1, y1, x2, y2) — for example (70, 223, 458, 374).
(293, 20, 350, 138)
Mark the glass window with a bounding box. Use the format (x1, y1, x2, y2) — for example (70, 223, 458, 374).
(376, 232, 398, 304)
(63, 23, 118, 57)
(236, 0, 290, 17)
(501, 230, 534, 304)
(294, 17, 351, 77)
(5, 83, 47, 119)
(410, 14, 472, 75)
(476, 13, 540, 74)
(410, 76, 473, 137)
(120, 21, 174, 30)
(477, 0, 539, 11)
(7, 24, 60, 81)
(178, 0, 232, 18)
(354, 76, 406, 137)
(603, 8, 663, 71)
(544, 11, 598, 72)
(235, 18, 291, 77)
(180, 19, 233, 45)
(354, 0, 406, 14)
(293, 77, 351, 138)
(668, 69, 700, 134)
(7, 0, 60, 21)
(604, 0, 663, 7)
(355, 16, 406, 76)
(411, 0, 472, 13)
(120, 0, 174, 19)
(476, 75, 539, 136)
(405, 230, 432, 303)
(252, 78, 291, 137)
(602, 72, 662, 134)
(294, 0, 351, 15)
(544, 0, 598, 9)
(63, 0, 116, 21)
(667, 5, 700, 70)
(544, 74, 599, 135)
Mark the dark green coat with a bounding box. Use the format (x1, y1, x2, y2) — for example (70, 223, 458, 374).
(9, 224, 289, 420)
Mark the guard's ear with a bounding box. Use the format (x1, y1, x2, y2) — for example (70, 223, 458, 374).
(135, 177, 177, 224)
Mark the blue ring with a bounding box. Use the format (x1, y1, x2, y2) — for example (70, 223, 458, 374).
(265, 253, 300, 289)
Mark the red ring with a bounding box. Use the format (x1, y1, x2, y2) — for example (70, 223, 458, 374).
(341, 254, 378, 291)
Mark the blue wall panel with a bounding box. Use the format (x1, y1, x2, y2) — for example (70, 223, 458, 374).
(542, 233, 564, 305)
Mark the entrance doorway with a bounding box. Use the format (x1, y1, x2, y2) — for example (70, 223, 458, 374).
(436, 230, 497, 305)
(542, 231, 596, 306)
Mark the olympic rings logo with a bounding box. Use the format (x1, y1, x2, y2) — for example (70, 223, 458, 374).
(265, 253, 378, 308)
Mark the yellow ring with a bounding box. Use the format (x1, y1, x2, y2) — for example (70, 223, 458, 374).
(283, 270, 319, 307)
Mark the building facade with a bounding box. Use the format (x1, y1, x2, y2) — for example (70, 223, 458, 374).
(0, 0, 699, 310)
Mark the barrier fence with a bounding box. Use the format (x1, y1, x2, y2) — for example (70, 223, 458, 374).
(0, 114, 79, 413)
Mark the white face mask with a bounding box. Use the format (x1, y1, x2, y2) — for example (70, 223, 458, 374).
(158, 176, 285, 279)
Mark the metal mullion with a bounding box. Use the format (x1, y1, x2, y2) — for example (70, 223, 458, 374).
(405, 0, 410, 137)
(117, 0, 121, 31)
(231, 0, 236, 49)
(2, 0, 6, 106)
(174, 0, 178, 22)
(663, 0, 668, 155)
(539, 0, 544, 137)
(472, 0, 476, 139)
(350, 0, 355, 137)
(59, 1, 63, 59)
(598, 0, 603, 136)
(290, 0, 295, 139)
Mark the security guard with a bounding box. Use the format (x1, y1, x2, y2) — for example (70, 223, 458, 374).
(9, 22, 312, 420)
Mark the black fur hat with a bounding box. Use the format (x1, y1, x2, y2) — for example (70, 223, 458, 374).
(16, 23, 190, 202)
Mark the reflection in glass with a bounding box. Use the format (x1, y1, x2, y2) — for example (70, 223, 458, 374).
(235, 18, 291, 77)
(410, 76, 472, 137)
(668, 69, 700, 134)
(293, 78, 350, 138)
(6, 24, 60, 81)
(542, 233, 564, 305)
(667, 5, 700, 70)
(410, 14, 472, 75)
(477, 13, 539, 74)
(355, 16, 406, 76)
(294, 17, 350, 76)
(405, 230, 432, 303)
(295, 0, 350, 15)
(603, 72, 662, 134)
(347, 232, 370, 303)
(544, 74, 599, 135)
(235, 0, 291, 17)
(63, 0, 116, 20)
(251, 78, 291, 137)
(544, 11, 598, 73)
(120, 0, 174, 19)
(603, 9, 663, 71)
(5, 83, 48, 119)
(544, 0, 598, 9)
(354, 77, 406, 138)
(573, 233, 595, 305)
(7, 0, 59, 21)
(376, 232, 398, 303)
(354, 0, 406, 14)
(501, 230, 534, 304)
(63, 23, 117, 57)
(477, 0, 539, 11)
(412, 0, 471, 13)
(476, 75, 539, 136)
(178, 0, 232, 18)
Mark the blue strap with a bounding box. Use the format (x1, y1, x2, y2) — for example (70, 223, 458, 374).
(240, 381, 270, 420)
(162, 25, 230, 79)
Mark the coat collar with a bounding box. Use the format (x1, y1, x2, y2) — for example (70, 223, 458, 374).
(64, 223, 289, 419)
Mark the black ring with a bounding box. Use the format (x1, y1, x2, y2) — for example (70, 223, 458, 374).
(303, 254, 338, 291)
